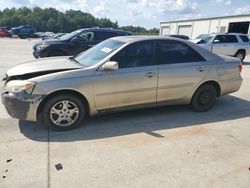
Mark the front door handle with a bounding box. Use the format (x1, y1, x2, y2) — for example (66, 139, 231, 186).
(145, 72, 157, 78)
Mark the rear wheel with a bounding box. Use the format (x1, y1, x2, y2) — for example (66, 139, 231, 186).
(191, 84, 217, 112)
(42, 94, 86, 131)
(19, 34, 28, 39)
(234, 50, 245, 62)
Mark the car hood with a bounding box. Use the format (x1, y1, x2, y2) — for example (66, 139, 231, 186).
(6, 57, 83, 78)
(189, 39, 202, 44)
(33, 38, 64, 48)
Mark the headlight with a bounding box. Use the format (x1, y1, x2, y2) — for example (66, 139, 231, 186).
(36, 44, 49, 50)
(6, 80, 36, 94)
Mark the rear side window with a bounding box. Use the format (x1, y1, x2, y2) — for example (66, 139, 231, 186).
(225, 35, 238, 43)
(156, 40, 206, 64)
(95, 31, 117, 41)
(240, 35, 249, 42)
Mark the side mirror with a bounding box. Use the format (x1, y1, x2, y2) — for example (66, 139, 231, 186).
(101, 61, 118, 71)
(197, 39, 206, 44)
(213, 39, 220, 43)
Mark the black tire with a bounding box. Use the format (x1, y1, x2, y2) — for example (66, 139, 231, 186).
(49, 51, 65, 57)
(19, 34, 24, 39)
(234, 50, 245, 62)
(190, 84, 217, 112)
(42, 94, 86, 131)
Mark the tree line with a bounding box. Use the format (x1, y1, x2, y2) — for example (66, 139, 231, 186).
(0, 7, 159, 35)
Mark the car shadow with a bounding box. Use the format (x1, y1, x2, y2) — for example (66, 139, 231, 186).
(18, 95, 250, 142)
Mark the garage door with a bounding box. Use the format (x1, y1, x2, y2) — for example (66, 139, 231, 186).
(161, 26, 170, 36)
(178, 25, 192, 38)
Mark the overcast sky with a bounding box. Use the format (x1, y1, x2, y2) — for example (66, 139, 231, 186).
(0, 0, 250, 28)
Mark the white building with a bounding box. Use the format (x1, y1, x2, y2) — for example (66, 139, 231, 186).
(160, 14, 250, 39)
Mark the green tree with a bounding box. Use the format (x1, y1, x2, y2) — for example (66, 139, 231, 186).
(0, 7, 159, 35)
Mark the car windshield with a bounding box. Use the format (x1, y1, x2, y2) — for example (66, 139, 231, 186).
(196, 34, 209, 39)
(202, 36, 213, 42)
(74, 39, 125, 67)
(59, 30, 82, 40)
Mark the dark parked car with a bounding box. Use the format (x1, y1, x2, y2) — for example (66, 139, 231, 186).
(9, 25, 36, 39)
(33, 28, 131, 58)
(168, 34, 190, 40)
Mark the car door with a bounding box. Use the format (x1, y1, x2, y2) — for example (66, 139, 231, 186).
(156, 40, 209, 103)
(93, 40, 158, 110)
(212, 35, 238, 56)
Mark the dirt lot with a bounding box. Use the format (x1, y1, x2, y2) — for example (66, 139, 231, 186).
(0, 38, 250, 188)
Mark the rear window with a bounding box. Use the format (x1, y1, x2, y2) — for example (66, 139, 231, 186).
(240, 35, 249, 42)
(225, 35, 238, 43)
(157, 40, 206, 64)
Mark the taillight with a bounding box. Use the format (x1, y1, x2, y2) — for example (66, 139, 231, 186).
(239, 64, 242, 73)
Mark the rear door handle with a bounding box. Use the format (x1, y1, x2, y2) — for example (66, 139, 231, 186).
(197, 67, 204, 72)
(145, 72, 157, 78)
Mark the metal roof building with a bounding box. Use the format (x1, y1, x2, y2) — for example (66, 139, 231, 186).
(160, 14, 250, 39)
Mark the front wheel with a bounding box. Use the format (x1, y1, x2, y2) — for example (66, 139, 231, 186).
(234, 51, 245, 62)
(190, 84, 217, 112)
(42, 94, 86, 131)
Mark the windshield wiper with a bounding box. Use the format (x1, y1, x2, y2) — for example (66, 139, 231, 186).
(68, 56, 80, 64)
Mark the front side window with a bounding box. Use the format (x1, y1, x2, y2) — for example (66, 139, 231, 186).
(111, 41, 155, 68)
(77, 32, 94, 41)
(213, 35, 226, 43)
(157, 40, 206, 65)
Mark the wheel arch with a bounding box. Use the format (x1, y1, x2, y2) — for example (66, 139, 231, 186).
(235, 49, 246, 56)
(194, 80, 221, 98)
(37, 89, 90, 121)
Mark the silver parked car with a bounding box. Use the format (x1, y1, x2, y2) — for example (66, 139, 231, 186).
(190, 33, 250, 61)
(1, 36, 243, 130)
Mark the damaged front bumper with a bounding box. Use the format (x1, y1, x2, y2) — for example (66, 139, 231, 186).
(1, 89, 45, 122)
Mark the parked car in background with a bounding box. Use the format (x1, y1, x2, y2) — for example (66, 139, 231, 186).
(0, 27, 10, 37)
(33, 28, 131, 58)
(190, 33, 250, 61)
(167, 34, 190, 40)
(42, 33, 66, 40)
(41, 32, 55, 40)
(2, 36, 242, 130)
(190, 34, 210, 44)
(9, 25, 36, 39)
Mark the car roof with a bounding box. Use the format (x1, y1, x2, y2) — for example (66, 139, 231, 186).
(207, 33, 249, 36)
(111, 35, 223, 62)
(112, 35, 186, 43)
(77, 28, 130, 34)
